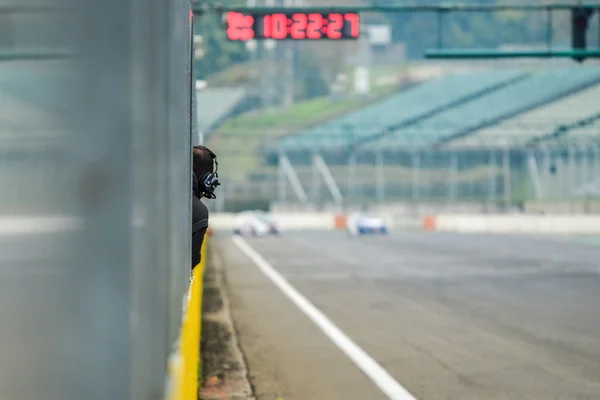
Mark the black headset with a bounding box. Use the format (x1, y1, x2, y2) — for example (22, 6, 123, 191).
(197, 149, 220, 199)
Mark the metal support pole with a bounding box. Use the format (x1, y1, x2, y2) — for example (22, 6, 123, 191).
(488, 148, 497, 208)
(412, 150, 421, 203)
(580, 145, 587, 188)
(348, 151, 357, 200)
(589, 141, 596, 181)
(278, 152, 286, 203)
(279, 152, 308, 202)
(527, 151, 543, 200)
(595, 144, 600, 178)
(542, 147, 551, 200)
(449, 152, 458, 202)
(375, 149, 385, 203)
(503, 146, 511, 209)
(569, 144, 577, 195)
(422, 150, 430, 201)
(314, 153, 343, 206)
(311, 153, 320, 202)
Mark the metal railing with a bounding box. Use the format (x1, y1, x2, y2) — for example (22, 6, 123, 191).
(207, 130, 600, 212)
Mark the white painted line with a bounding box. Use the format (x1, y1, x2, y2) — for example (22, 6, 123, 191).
(232, 235, 418, 400)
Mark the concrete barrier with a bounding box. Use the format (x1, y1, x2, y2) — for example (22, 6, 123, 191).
(209, 212, 342, 231)
(425, 214, 600, 235)
(210, 212, 401, 231)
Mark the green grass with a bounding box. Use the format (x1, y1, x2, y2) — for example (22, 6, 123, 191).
(216, 85, 397, 136)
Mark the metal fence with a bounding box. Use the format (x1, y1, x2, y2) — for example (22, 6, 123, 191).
(208, 132, 600, 213)
(0, 1, 195, 400)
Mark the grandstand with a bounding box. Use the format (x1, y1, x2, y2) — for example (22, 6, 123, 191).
(274, 68, 527, 153)
(533, 114, 600, 200)
(379, 67, 600, 149)
(268, 66, 600, 161)
(257, 66, 600, 204)
(446, 75, 600, 148)
(539, 114, 600, 147)
(560, 118, 600, 142)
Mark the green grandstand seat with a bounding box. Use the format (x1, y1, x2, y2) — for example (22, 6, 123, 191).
(448, 77, 600, 148)
(378, 67, 600, 149)
(276, 68, 526, 152)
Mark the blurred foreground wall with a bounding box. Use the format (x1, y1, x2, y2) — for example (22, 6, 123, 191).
(0, 0, 194, 399)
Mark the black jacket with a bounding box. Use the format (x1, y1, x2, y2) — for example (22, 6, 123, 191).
(192, 176, 209, 269)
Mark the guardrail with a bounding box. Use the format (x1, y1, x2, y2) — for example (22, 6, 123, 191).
(166, 239, 208, 400)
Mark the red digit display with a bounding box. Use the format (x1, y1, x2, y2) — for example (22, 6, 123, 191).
(307, 13, 323, 39)
(271, 13, 287, 39)
(290, 13, 307, 39)
(226, 11, 360, 41)
(262, 15, 272, 38)
(327, 13, 343, 39)
(226, 11, 254, 41)
(344, 13, 360, 38)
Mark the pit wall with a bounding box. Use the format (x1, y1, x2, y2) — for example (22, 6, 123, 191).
(166, 239, 207, 400)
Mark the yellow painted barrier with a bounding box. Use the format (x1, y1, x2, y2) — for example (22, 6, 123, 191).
(167, 238, 207, 400)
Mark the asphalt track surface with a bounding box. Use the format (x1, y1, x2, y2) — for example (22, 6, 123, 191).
(219, 230, 600, 400)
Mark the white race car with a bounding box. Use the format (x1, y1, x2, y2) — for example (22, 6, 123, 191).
(346, 213, 389, 236)
(233, 211, 281, 237)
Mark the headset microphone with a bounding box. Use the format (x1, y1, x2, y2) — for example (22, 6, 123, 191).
(199, 153, 220, 199)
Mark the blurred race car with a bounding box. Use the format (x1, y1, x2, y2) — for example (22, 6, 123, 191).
(233, 211, 281, 237)
(346, 213, 388, 236)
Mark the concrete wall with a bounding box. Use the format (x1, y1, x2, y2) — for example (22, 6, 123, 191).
(212, 211, 600, 235)
(210, 212, 397, 231)
(211, 212, 342, 230)
(272, 200, 600, 216)
(525, 200, 600, 214)
(425, 214, 600, 235)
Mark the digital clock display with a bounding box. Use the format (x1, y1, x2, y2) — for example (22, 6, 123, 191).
(226, 11, 360, 41)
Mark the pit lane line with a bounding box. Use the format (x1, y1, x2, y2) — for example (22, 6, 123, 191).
(232, 235, 418, 400)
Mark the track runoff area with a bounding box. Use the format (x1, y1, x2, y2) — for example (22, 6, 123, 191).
(222, 230, 600, 400)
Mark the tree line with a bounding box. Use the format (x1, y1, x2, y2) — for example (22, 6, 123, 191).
(194, 1, 596, 83)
